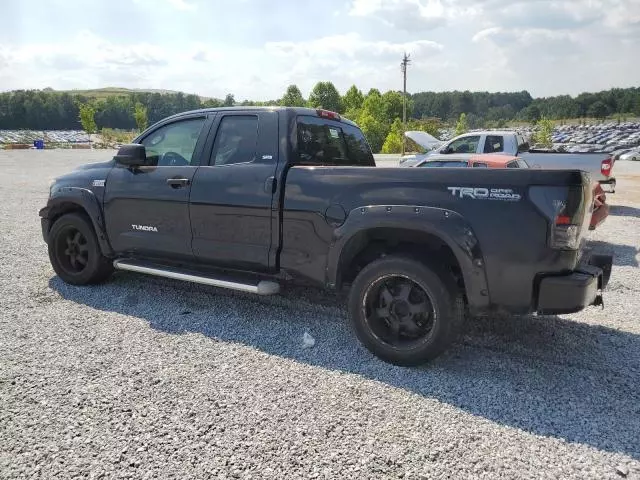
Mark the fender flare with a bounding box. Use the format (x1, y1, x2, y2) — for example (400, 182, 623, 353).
(325, 205, 490, 310)
(39, 187, 114, 257)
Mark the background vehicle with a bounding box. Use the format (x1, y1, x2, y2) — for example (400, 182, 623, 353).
(39, 107, 612, 366)
(620, 149, 640, 161)
(402, 130, 617, 192)
(412, 154, 609, 230)
(397, 130, 443, 166)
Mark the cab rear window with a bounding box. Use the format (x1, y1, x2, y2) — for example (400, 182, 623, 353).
(296, 116, 374, 166)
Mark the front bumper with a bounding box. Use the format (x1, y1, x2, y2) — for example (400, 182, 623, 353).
(39, 206, 51, 243)
(536, 253, 612, 315)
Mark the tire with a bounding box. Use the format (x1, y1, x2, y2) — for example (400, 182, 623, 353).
(347, 255, 464, 366)
(48, 212, 113, 285)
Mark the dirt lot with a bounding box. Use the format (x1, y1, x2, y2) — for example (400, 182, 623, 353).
(1, 150, 639, 479)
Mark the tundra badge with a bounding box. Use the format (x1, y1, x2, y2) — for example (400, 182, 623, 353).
(131, 225, 158, 232)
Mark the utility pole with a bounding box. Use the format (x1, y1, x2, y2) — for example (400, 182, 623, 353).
(401, 52, 411, 155)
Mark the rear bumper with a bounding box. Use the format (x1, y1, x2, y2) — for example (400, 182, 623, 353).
(536, 253, 612, 315)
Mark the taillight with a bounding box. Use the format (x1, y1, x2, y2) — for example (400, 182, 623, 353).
(601, 158, 612, 177)
(317, 109, 341, 121)
(529, 185, 587, 250)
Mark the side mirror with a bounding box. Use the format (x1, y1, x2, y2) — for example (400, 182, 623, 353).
(114, 144, 147, 167)
(518, 142, 530, 153)
(441, 146, 452, 154)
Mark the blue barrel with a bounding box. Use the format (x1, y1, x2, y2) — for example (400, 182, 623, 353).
(35, 139, 44, 149)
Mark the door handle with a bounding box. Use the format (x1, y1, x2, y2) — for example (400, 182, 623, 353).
(264, 176, 276, 194)
(166, 177, 190, 188)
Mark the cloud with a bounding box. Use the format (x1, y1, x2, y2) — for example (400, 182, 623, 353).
(266, 33, 443, 63)
(348, 0, 452, 30)
(131, 0, 197, 11)
(166, 0, 197, 11)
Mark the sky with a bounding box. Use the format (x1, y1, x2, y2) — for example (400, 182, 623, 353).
(0, 0, 638, 100)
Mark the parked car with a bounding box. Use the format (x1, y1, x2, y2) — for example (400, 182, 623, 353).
(39, 107, 612, 366)
(404, 130, 617, 193)
(619, 150, 640, 161)
(412, 154, 609, 231)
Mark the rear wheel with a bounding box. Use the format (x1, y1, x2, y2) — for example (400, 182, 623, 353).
(48, 212, 113, 285)
(348, 255, 463, 366)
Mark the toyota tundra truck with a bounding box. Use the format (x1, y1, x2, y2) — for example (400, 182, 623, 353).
(39, 107, 613, 366)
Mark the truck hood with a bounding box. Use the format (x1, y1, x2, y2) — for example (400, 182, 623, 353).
(75, 158, 116, 171)
(404, 131, 442, 150)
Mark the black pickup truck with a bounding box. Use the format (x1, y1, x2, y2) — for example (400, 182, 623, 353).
(40, 107, 613, 366)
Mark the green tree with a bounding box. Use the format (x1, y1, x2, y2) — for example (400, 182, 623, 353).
(381, 90, 406, 124)
(356, 89, 390, 153)
(532, 117, 554, 148)
(308, 81, 343, 113)
(280, 84, 306, 107)
(223, 93, 235, 107)
(407, 118, 443, 139)
(358, 112, 387, 153)
(342, 85, 364, 121)
(381, 118, 404, 153)
(343, 85, 364, 113)
(454, 112, 468, 136)
(360, 89, 386, 120)
(587, 100, 609, 119)
(133, 102, 148, 132)
(78, 103, 97, 142)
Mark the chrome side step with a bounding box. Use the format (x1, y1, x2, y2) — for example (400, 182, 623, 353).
(113, 260, 280, 295)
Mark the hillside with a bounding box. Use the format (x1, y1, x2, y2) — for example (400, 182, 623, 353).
(43, 87, 207, 100)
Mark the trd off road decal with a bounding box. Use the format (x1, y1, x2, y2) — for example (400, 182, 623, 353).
(447, 186, 521, 202)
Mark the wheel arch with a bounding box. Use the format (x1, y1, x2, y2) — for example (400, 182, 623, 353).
(40, 187, 113, 257)
(327, 205, 490, 312)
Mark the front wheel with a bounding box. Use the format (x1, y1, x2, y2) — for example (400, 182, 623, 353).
(48, 212, 114, 285)
(348, 255, 463, 366)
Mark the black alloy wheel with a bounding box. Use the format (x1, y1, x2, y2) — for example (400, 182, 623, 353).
(363, 274, 436, 348)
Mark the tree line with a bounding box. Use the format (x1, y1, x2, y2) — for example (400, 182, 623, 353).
(0, 83, 638, 152)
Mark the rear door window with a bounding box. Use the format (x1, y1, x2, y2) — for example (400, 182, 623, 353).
(296, 116, 374, 166)
(210, 115, 259, 166)
(483, 135, 504, 153)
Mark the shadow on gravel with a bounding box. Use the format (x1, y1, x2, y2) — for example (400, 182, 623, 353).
(587, 240, 639, 267)
(50, 273, 640, 461)
(609, 204, 640, 218)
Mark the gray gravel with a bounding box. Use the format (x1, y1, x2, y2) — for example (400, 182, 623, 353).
(1, 150, 640, 479)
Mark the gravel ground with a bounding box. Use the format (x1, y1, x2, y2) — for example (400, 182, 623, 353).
(1, 150, 639, 479)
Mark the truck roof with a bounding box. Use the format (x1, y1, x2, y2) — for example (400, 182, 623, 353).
(464, 130, 519, 136)
(159, 106, 359, 127)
